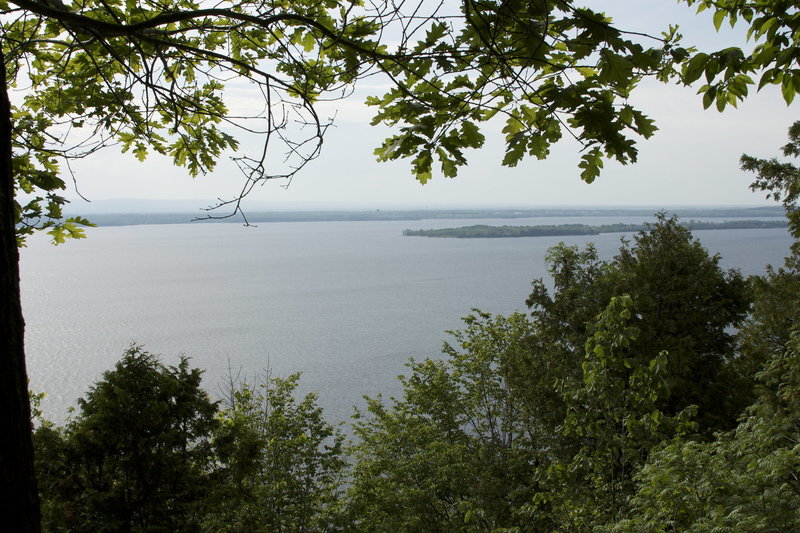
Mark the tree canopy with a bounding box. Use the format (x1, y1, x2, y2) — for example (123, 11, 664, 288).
(32, 349, 349, 532)
(33, 346, 218, 532)
(522, 215, 749, 434)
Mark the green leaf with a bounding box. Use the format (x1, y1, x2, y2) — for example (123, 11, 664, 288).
(702, 88, 716, 109)
(579, 147, 604, 183)
(28, 171, 65, 192)
(632, 111, 658, 138)
(502, 132, 526, 167)
(600, 50, 634, 87)
(716, 92, 727, 111)
(425, 22, 448, 45)
(781, 75, 796, 105)
(133, 143, 148, 162)
(713, 10, 726, 31)
(460, 121, 484, 149)
(684, 53, 709, 84)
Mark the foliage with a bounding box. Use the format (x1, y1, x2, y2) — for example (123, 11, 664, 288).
(3, 0, 799, 245)
(3, 0, 668, 242)
(3, 0, 386, 240)
(525, 215, 750, 434)
(733, 120, 800, 404)
(610, 329, 800, 532)
(536, 296, 691, 530)
(10, 0, 791, 242)
(680, 0, 800, 109)
(347, 311, 544, 532)
(346, 293, 710, 531)
(746, 120, 800, 200)
(735, 261, 800, 389)
(205, 373, 347, 533)
(370, 2, 670, 184)
(371, 0, 800, 183)
(33, 346, 218, 532)
(33, 350, 347, 532)
(741, 120, 800, 248)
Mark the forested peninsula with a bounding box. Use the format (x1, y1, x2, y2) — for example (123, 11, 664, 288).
(403, 219, 788, 238)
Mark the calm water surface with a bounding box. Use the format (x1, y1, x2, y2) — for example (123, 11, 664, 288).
(19, 216, 793, 425)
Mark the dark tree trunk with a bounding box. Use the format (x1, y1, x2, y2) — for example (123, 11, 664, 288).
(0, 51, 41, 532)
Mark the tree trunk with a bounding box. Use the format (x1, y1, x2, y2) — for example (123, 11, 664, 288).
(0, 50, 41, 532)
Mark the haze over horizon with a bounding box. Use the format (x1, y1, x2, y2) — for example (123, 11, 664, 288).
(63, 198, 783, 217)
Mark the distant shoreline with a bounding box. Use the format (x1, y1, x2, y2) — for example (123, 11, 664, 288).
(403, 220, 789, 239)
(71, 207, 786, 227)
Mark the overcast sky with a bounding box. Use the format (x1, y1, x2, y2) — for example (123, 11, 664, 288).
(61, 1, 797, 213)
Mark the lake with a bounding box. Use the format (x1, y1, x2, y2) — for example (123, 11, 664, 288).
(19, 215, 794, 426)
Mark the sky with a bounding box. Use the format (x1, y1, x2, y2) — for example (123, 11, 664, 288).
(60, 1, 797, 213)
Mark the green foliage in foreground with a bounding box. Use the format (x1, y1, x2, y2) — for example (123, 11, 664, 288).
(34, 348, 218, 532)
(33, 348, 347, 533)
(206, 374, 347, 532)
(612, 331, 800, 532)
(402, 219, 788, 238)
(524, 215, 750, 435)
(10, 0, 800, 245)
(348, 310, 539, 531)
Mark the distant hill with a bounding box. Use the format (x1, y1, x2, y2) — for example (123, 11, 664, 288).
(67, 206, 787, 227)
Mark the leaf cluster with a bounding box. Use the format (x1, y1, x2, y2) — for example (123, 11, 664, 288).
(206, 373, 347, 532)
(370, 1, 668, 183)
(526, 215, 750, 434)
(348, 311, 541, 531)
(680, 0, 800, 109)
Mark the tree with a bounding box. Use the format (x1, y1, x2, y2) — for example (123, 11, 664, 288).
(524, 216, 749, 435)
(608, 329, 800, 532)
(346, 299, 699, 531)
(33, 349, 347, 532)
(33, 346, 218, 532)
(600, 122, 800, 532)
(538, 295, 692, 530)
(742, 121, 800, 245)
(348, 311, 544, 532)
(730, 121, 800, 408)
(206, 373, 347, 532)
(613, 216, 749, 430)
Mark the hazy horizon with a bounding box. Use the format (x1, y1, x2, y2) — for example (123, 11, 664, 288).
(63, 198, 782, 215)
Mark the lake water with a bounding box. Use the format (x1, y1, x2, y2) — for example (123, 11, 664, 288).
(19, 215, 794, 426)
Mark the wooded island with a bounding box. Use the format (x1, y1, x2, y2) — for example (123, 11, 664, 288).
(403, 219, 788, 238)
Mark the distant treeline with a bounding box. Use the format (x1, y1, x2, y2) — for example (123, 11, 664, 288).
(402, 219, 789, 238)
(70, 206, 785, 227)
